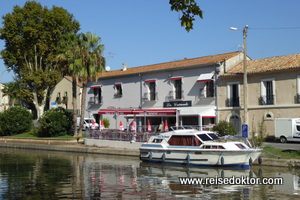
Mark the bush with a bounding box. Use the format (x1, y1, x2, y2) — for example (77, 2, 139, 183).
(103, 118, 110, 128)
(250, 117, 266, 148)
(0, 106, 33, 136)
(37, 107, 73, 137)
(212, 120, 237, 136)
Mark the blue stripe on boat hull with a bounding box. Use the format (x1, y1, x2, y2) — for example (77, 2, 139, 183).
(140, 158, 250, 169)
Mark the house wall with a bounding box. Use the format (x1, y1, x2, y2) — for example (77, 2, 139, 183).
(87, 65, 218, 129)
(50, 78, 82, 113)
(218, 69, 300, 137)
(0, 83, 10, 112)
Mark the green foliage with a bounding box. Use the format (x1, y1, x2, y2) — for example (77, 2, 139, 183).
(212, 120, 237, 136)
(103, 118, 110, 128)
(37, 107, 73, 137)
(263, 146, 300, 159)
(0, 1, 80, 118)
(0, 106, 33, 136)
(169, 0, 203, 31)
(250, 117, 266, 148)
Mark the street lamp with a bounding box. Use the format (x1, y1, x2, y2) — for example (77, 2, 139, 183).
(230, 25, 249, 126)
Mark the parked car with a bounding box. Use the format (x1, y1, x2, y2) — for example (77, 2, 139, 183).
(76, 117, 99, 130)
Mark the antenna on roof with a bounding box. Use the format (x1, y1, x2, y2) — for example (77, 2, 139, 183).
(105, 66, 111, 71)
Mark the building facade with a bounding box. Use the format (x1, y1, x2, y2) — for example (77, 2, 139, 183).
(49, 76, 83, 114)
(0, 83, 10, 112)
(217, 53, 300, 137)
(86, 51, 244, 131)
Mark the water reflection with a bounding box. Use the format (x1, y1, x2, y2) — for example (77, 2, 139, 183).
(0, 147, 299, 199)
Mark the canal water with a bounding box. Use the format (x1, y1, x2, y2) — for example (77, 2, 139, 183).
(0, 147, 299, 200)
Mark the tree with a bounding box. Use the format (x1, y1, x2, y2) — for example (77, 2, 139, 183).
(169, 0, 203, 31)
(76, 32, 105, 136)
(57, 33, 81, 137)
(2, 81, 19, 106)
(0, 106, 33, 136)
(213, 120, 237, 136)
(37, 107, 73, 137)
(58, 32, 105, 137)
(0, 1, 80, 119)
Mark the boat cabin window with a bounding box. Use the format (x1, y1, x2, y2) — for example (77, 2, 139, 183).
(197, 134, 213, 141)
(168, 135, 202, 146)
(203, 145, 225, 149)
(235, 143, 246, 149)
(152, 139, 163, 143)
(297, 125, 300, 132)
(207, 133, 218, 140)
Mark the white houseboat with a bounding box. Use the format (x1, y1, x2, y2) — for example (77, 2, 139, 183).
(139, 128, 262, 168)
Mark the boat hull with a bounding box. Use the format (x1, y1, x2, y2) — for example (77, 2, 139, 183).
(139, 147, 262, 168)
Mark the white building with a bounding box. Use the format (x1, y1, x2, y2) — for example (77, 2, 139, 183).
(0, 83, 10, 112)
(86, 51, 244, 131)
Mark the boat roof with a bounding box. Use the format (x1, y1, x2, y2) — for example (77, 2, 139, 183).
(159, 129, 214, 136)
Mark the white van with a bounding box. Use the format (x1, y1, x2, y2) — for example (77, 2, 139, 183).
(76, 117, 99, 130)
(275, 118, 300, 143)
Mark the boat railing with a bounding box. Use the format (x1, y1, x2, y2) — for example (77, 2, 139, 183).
(170, 125, 213, 131)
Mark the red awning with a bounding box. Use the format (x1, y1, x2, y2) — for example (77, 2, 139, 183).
(144, 79, 156, 82)
(169, 76, 183, 80)
(114, 82, 122, 86)
(98, 108, 177, 116)
(90, 85, 101, 88)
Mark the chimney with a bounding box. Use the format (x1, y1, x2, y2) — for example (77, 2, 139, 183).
(122, 63, 127, 71)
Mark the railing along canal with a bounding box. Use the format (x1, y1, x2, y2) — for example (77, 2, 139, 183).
(87, 129, 158, 142)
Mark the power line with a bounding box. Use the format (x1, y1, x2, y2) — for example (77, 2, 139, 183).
(250, 27, 300, 30)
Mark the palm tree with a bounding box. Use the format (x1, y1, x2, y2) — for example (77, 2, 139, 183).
(57, 33, 82, 137)
(2, 81, 20, 106)
(76, 32, 105, 136)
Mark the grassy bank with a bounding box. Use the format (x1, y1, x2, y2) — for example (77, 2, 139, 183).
(3, 132, 83, 139)
(263, 146, 300, 159)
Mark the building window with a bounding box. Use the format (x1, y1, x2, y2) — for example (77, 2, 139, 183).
(93, 87, 102, 104)
(174, 79, 182, 100)
(149, 82, 156, 101)
(144, 80, 157, 101)
(199, 81, 214, 98)
(206, 81, 214, 97)
(62, 92, 68, 103)
(264, 112, 274, 120)
(114, 83, 122, 97)
(56, 92, 61, 103)
(226, 83, 240, 107)
(260, 79, 275, 105)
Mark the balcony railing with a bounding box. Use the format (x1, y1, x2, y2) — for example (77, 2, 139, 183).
(226, 97, 240, 107)
(89, 96, 103, 105)
(143, 92, 158, 101)
(259, 95, 274, 105)
(167, 90, 184, 101)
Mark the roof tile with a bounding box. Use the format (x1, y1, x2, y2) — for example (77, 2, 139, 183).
(221, 53, 300, 77)
(98, 51, 242, 79)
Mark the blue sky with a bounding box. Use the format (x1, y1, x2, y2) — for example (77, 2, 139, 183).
(1, 0, 300, 83)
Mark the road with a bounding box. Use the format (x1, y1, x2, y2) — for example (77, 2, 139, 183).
(263, 142, 300, 150)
